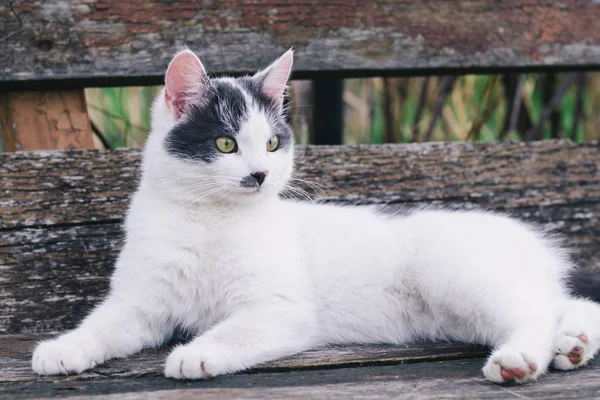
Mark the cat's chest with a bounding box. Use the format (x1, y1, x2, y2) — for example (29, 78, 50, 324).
(173, 220, 253, 260)
(163, 215, 282, 326)
(167, 211, 282, 285)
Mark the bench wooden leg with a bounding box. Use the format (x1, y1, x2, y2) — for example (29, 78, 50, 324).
(0, 90, 95, 151)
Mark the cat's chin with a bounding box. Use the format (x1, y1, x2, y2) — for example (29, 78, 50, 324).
(208, 187, 278, 206)
(235, 188, 273, 201)
(237, 184, 280, 197)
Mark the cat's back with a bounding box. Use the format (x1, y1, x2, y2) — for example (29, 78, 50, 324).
(285, 202, 570, 297)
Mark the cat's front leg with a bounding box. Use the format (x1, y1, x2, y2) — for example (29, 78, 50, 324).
(32, 294, 173, 375)
(164, 302, 318, 379)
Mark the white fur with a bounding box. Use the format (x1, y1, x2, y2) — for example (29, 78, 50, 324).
(32, 52, 600, 384)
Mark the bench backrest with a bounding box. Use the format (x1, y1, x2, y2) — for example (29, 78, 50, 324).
(2, 1, 599, 150)
(1, 140, 599, 334)
(1, 1, 600, 89)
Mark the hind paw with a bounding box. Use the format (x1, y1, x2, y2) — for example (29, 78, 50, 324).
(483, 349, 540, 384)
(553, 333, 591, 370)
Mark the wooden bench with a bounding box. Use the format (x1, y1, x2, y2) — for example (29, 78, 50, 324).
(1, 1, 600, 399)
(2, 141, 600, 398)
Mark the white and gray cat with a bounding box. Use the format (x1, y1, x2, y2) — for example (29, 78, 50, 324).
(32, 49, 600, 384)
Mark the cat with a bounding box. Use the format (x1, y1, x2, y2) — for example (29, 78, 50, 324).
(32, 49, 600, 384)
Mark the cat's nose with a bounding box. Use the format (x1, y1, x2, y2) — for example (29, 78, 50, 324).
(251, 171, 268, 186)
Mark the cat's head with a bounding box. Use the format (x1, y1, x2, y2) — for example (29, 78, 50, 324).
(144, 49, 295, 205)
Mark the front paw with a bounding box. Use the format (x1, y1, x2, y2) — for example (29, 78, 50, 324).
(164, 344, 241, 380)
(32, 337, 103, 375)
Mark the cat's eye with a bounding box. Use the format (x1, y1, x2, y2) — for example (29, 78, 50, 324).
(266, 135, 279, 152)
(215, 136, 237, 153)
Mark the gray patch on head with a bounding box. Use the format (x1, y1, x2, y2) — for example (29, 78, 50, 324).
(164, 80, 250, 163)
(237, 76, 294, 151)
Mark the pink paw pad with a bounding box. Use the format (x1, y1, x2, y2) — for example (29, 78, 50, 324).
(553, 332, 592, 370)
(568, 346, 584, 365)
(578, 334, 589, 344)
(499, 362, 537, 382)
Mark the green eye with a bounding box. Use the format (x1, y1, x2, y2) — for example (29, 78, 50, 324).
(215, 136, 237, 153)
(266, 135, 279, 152)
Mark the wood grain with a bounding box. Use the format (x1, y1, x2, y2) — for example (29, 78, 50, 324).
(1, 140, 599, 334)
(1, 1, 599, 88)
(0, 334, 597, 400)
(18, 358, 598, 400)
(2, 140, 599, 228)
(0, 334, 489, 384)
(1, 334, 598, 400)
(0, 91, 95, 151)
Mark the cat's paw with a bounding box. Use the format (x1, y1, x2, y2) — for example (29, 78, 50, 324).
(164, 344, 240, 380)
(32, 337, 103, 375)
(482, 348, 540, 384)
(553, 333, 591, 370)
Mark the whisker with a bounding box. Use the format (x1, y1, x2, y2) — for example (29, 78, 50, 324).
(282, 183, 315, 204)
(290, 177, 329, 196)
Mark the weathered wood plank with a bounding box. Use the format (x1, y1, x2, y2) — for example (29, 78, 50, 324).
(2, 141, 598, 228)
(0, 224, 118, 334)
(0, 334, 489, 384)
(1, 1, 599, 88)
(0, 334, 597, 399)
(0, 341, 598, 400)
(0, 91, 95, 151)
(1, 140, 599, 334)
(0, 148, 140, 229)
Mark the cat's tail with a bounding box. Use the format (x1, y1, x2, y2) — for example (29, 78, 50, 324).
(570, 269, 600, 302)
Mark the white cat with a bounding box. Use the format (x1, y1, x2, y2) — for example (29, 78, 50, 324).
(32, 49, 600, 384)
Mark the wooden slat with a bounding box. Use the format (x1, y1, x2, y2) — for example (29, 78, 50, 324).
(1, 1, 599, 88)
(0, 334, 489, 384)
(1, 140, 599, 334)
(0, 91, 95, 151)
(0, 334, 597, 399)
(2, 141, 599, 228)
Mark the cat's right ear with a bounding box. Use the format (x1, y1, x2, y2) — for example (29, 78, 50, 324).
(164, 49, 209, 120)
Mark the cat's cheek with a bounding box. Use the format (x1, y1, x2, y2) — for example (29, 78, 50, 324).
(265, 154, 293, 192)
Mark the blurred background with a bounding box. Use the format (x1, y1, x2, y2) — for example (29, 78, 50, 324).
(86, 72, 600, 149)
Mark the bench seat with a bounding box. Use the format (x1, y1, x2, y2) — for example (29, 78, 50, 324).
(2, 334, 600, 399)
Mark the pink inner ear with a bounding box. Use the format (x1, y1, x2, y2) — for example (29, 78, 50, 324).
(165, 50, 207, 119)
(261, 50, 293, 106)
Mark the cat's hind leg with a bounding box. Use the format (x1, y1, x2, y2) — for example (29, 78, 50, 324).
(552, 297, 600, 370)
(475, 286, 559, 384)
(482, 317, 556, 384)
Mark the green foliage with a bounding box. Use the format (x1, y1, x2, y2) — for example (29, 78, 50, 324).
(85, 86, 161, 148)
(88, 73, 599, 148)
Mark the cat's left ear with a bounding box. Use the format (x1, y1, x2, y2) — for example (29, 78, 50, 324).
(254, 49, 294, 108)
